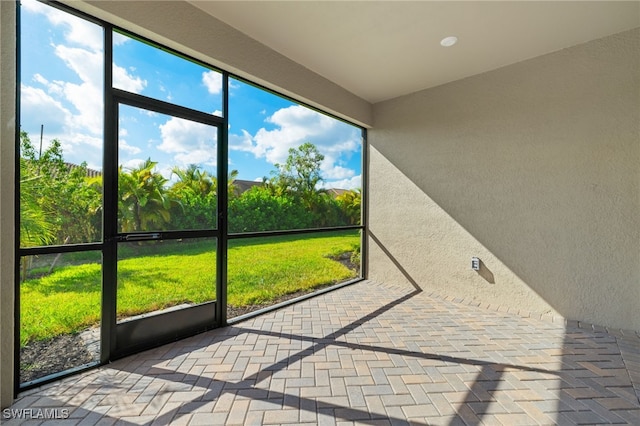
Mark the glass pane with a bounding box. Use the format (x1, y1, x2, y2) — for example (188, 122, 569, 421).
(20, 251, 102, 383)
(20, 1, 104, 247)
(113, 31, 223, 116)
(227, 231, 360, 318)
(118, 104, 218, 232)
(228, 78, 362, 233)
(117, 238, 217, 323)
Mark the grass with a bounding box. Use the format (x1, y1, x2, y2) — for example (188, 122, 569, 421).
(20, 231, 360, 346)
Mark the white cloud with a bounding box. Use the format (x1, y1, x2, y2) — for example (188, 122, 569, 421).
(24, 0, 146, 128)
(322, 164, 355, 180)
(23, 0, 103, 51)
(229, 130, 254, 152)
(20, 83, 103, 169)
(175, 149, 215, 166)
(113, 64, 147, 93)
(230, 104, 361, 182)
(202, 71, 222, 95)
(119, 138, 142, 155)
(58, 133, 103, 162)
(252, 105, 332, 164)
(21, 84, 72, 133)
(112, 32, 130, 47)
(20, 0, 149, 171)
(50, 46, 104, 134)
(157, 164, 174, 182)
(121, 158, 147, 171)
(322, 175, 362, 191)
(21, 2, 105, 159)
(158, 117, 217, 167)
(32, 74, 48, 85)
(54, 44, 101, 82)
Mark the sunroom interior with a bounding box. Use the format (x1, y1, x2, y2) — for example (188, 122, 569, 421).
(1, 0, 639, 409)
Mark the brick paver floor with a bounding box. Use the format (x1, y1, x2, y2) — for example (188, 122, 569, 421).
(5, 280, 640, 425)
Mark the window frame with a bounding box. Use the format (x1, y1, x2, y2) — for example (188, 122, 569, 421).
(15, 0, 367, 392)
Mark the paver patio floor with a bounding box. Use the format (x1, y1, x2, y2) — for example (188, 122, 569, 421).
(6, 280, 640, 425)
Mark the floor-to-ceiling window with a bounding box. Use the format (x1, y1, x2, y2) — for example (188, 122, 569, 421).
(17, 0, 364, 388)
(227, 77, 364, 318)
(18, 0, 105, 385)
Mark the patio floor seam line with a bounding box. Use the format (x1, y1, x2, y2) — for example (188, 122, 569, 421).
(615, 336, 640, 405)
(415, 285, 640, 344)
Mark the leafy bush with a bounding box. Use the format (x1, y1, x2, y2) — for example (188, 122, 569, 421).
(335, 189, 361, 225)
(169, 189, 217, 230)
(19, 136, 360, 245)
(229, 187, 313, 232)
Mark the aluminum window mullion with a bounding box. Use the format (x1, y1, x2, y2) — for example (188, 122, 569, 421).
(14, 0, 22, 397)
(361, 128, 368, 280)
(112, 89, 224, 128)
(102, 24, 117, 365)
(228, 225, 364, 241)
(216, 72, 230, 326)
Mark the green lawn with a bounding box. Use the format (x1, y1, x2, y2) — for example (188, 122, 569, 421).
(20, 231, 359, 346)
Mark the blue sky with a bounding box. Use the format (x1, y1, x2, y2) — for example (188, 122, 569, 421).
(19, 0, 362, 189)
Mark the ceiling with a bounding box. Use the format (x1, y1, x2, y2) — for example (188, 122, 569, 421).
(189, 1, 640, 104)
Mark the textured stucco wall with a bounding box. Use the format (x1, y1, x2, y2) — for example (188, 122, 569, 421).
(0, 0, 16, 410)
(368, 28, 640, 332)
(61, 0, 372, 128)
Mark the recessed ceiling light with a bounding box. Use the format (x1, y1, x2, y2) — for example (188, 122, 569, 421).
(440, 36, 458, 47)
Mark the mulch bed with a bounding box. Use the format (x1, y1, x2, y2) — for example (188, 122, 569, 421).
(20, 335, 96, 383)
(20, 255, 358, 383)
(19, 291, 329, 383)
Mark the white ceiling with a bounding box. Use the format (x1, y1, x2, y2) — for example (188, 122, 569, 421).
(189, 1, 640, 104)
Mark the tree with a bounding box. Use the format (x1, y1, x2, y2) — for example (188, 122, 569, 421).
(119, 159, 178, 232)
(19, 131, 104, 246)
(170, 165, 238, 199)
(258, 142, 355, 228)
(58, 165, 102, 243)
(19, 131, 66, 247)
(170, 164, 215, 197)
(168, 166, 240, 230)
(19, 161, 57, 248)
(228, 186, 313, 232)
(267, 142, 325, 201)
(335, 189, 361, 225)
(169, 164, 215, 230)
(226, 169, 239, 200)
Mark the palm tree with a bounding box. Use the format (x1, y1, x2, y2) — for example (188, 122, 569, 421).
(171, 164, 215, 197)
(335, 189, 362, 225)
(171, 165, 238, 198)
(118, 159, 178, 232)
(18, 131, 62, 247)
(19, 163, 57, 247)
(19, 158, 58, 282)
(224, 169, 239, 199)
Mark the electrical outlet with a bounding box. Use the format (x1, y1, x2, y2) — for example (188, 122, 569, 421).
(471, 257, 480, 271)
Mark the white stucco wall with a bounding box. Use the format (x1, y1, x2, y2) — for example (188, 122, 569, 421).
(0, 0, 16, 410)
(368, 28, 640, 332)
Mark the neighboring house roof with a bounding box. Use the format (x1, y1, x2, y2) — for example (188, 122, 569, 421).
(64, 162, 102, 178)
(233, 179, 263, 195)
(326, 188, 348, 198)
